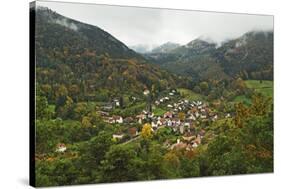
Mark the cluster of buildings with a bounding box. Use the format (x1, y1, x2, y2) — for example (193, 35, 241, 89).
(95, 89, 229, 150)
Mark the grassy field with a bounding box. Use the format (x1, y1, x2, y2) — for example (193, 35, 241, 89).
(178, 88, 205, 101)
(245, 80, 273, 98)
(153, 107, 167, 116)
(233, 80, 273, 104)
(233, 95, 252, 105)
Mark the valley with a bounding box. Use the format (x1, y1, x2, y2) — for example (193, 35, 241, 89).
(33, 6, 273, 187)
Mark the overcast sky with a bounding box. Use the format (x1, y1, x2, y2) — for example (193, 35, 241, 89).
(37, 1, 273, 47)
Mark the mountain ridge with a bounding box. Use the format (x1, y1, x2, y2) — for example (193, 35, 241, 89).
(144, 31, 273, 81)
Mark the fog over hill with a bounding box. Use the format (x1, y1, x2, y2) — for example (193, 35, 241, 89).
(37, 1, 273, 47)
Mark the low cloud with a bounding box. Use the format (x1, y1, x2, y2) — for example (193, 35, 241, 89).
(38, 1, 273, 46)
(54, 18, 78, 31)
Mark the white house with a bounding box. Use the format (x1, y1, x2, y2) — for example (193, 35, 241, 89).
(143, 89, 150, 96)
(155, 100, 160, 105)
(157, 119, 162, 126)
(188, 114, 196, 121)
(192, 142, 198, 148)
(212, 115, 218, 121)
(113, 116, 123, 124)
(164, 97, 170, 100)
(167, 120, 172, 127)
(152, 121, 158, 128)
(184, 122, 190, 128)
(200, 115, 207, 119)
(113, 134, 124, 139)
(179, 125, 185, 134)
(56, 143, 67, 153)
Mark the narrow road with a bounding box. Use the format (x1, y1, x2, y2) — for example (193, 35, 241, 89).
(121, 125, 165, 145)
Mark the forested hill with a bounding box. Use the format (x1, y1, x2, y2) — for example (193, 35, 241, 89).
(35, 7, 142, 60)
(35, 7, 176, 101)
(145, 31, 273, 81)
(215, 31, 273, 80)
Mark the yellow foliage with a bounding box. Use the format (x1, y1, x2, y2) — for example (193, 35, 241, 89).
(141, 123, 153, 139)
(81, 116, 92, 127)
(178, 112, 186, 121)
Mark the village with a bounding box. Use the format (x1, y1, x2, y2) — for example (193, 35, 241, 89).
(72, 88, 233, 153)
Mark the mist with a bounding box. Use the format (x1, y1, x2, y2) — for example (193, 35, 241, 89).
(37, 1, 273, 47)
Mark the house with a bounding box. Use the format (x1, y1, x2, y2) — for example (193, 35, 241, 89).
(169, 92, 174, 96)
(113, 134, 124, 139)
(148, 113, 154, 119)
(155, 100, 160, 105)
(96, 111, 109, 117)
(124, 117, 134, 124)
(160, 118, 166, 125)
(105, 117, 115, 124)
(200, 114, 207, 119)
(136, 114, 145, 124)
(164, 112, 173, 118)
(167, 119, 172, 127)
(157, 119, 163, 126)
(188, 114, 196, 121)
(192, 142, 198, 148)
(142, 110, 148, 115)
(179, 125, 185, 134)
(225, 113, 231, 118)
(212, 114, 218, 121)
(114, 100, 120, 107)
(113, 116, 123, 124)
(151, 121, 158, 129)
(143, 89, 150, 96)
(184, 122, 190, 129)
(167, 104, 173, 108)
(128, 127, 138, 137)
(172, 118, 181, 126)
(56, 143, 67, 153)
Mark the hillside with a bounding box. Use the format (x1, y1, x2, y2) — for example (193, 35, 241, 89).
(215, 31, 273, 80)
(35, 7, 176, 101)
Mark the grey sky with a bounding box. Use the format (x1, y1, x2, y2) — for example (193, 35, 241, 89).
(37, 0, 273, 47)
